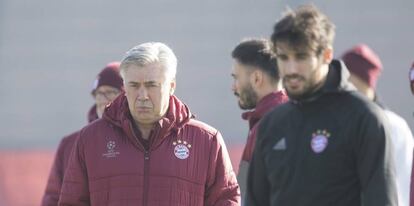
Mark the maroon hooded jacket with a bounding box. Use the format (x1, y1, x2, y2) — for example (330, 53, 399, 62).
(41, 105, 99, 206)
(58, 95, 240, 206)
(236, 91, 288, 201)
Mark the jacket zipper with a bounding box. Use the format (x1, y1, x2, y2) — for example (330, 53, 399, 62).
(143, 150, 150, 206)
(128, 121, 151, 206)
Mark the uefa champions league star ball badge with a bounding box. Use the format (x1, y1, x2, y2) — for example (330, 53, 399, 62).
(311, 130, 331, 153)
(172, 140, 192, 160)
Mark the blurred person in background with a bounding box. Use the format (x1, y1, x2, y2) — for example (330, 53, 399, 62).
(41, 62, 123, 206)
(58, 42, 240, 206)
(342, 44, 414, 206)
(247, 5, 397, 206)
(230, 38, 288, 203)
(409, 62, 414, 206)
(409, 62, 414, 96)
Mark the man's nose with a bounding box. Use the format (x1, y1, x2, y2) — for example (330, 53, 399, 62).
(137, 87, 149, 100)
(231, 82, 237, 93)
(283, 60, 299, 75)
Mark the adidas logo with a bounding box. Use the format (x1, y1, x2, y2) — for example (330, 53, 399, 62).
(273, 137, 286, 150)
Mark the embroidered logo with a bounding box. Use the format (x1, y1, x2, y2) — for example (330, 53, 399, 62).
(102, 140, 120, 158)
(173, 140, 191, 160)
(107, 140, 116, 150)
(311, 130, 331, 154)
(273, 137, 286, 150)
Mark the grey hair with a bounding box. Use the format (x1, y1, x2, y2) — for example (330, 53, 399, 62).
(120, 42, 177, 81)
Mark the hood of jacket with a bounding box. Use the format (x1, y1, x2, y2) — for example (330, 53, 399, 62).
(102, 93, 193, 149)
(290, 59, 356, 103)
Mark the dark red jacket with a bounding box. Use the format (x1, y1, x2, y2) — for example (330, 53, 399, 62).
(240, 91, 288, 163)
(58, 95, 240, 206)
(41, 105, 99, 206)
(237, 91, 288, 200)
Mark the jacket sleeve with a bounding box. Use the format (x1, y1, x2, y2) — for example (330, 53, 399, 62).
(355, 109, 398, 206)
(42, 134, 79, 206)
(41, 137, 68, 206)
(245, 122, 270, 206)
(411, 149, 414, 206)
(237, 123, 259, 204)
(204, 131, 240, 206)
(58, 132, 90, 206)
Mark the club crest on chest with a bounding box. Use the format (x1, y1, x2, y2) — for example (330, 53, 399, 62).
(172, 139, 192, 160)
(311, 130, 331, 154)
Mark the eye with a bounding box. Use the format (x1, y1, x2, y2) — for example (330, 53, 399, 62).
(296, 53, 309, 60)
(276, 54, 288, 61)
(108, 90, 119, 95)
(128, 83, 139, 88)
(145, 82, 159, 88)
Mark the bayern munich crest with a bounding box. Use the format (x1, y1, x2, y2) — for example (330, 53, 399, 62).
(311, 130, 331, 153)
(173, 140, 191, 160)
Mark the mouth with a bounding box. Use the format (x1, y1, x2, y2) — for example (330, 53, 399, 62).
(284, 76, 304, 88)
(286, 78, 301, 86)
(137, 109, 151, 113)
(136, 106, 152, 112)
(138, 106, 152, 109)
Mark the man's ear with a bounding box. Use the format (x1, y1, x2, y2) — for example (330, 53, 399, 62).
(169, 79, 176, 95)
(323, 47, 334, 64)
(250, 70, 263, 87)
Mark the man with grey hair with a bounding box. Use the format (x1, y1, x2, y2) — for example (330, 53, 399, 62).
(58, 42, 240, 206)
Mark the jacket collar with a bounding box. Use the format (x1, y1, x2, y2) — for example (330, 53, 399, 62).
(242, 90, 289, 129)
(103, 93, 193, 149)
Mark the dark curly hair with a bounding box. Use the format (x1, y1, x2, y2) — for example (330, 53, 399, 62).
(271, 4, 335, 56)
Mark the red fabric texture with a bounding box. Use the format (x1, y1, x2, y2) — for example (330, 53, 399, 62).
(91, 62, 123, 94)
(341, 44, 382, 88)
(58, 94, 240, 205)
(41, 105, 98, 206)
(240, 90, 289, 162)
(0, 150, 54, 206)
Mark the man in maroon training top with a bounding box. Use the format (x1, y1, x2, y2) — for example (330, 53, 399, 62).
(230, 38, 288, 203)
(41, 62, 123, 206)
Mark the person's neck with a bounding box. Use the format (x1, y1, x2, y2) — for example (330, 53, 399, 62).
(361, 87, 376, 101)
(256, 83, 283, 101)
(135, 122, 155, 140)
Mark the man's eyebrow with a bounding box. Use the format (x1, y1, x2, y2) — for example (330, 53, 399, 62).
(127, 81, 139, 85)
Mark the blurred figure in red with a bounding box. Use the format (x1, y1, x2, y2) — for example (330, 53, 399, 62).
(409, 62, 414, 206)
(230, 38, 288, 204)
(342, 44, 414, 206)
(41, 62, 123, 206)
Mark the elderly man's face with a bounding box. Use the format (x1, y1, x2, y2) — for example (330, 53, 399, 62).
(123, 63, 175, 127)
